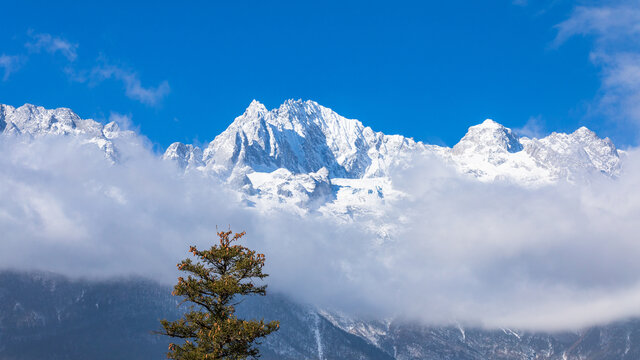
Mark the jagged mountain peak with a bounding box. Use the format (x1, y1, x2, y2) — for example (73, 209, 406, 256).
(234, 99, 361, 137)
(198, 99, 412, 179)
(475, 118, 504, 129)
(573, 126, 595, 137)
(243, 99, 268, 117)
(453, 118, 523, 155)
(163, 142, 204, 170)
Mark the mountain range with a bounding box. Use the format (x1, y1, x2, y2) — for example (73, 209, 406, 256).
(1, 100, 623, 218)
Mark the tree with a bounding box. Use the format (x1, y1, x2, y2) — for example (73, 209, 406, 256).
(159, 230, 279, 359)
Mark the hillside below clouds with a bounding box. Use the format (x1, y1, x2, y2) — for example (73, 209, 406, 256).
(0, 99, 623, 217)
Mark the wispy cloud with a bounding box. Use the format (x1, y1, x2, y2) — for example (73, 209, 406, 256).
(554, 4, 640, 47)
(554, 2, 640, 136)
(0, 54, 25, 80)
(91, 64, 170, 106)
(25, 31, 78, 62)
(16, 31, 170, 106)
(108, 112, 134, 130)
(514, 115, 546, 138)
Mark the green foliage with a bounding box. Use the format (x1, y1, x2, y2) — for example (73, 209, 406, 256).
(159, 231, 279, 359)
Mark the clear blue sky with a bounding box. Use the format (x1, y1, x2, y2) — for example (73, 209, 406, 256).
(0, 0, 630, 149)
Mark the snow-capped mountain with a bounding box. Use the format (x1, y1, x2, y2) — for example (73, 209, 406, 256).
(1, 100, 623, 214)
(162, 99, 622, 215)
(447, 119, 621, 183)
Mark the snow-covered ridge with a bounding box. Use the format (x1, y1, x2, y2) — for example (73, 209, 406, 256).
(446, 119, 621, 184)
(0, 103, 134, 162)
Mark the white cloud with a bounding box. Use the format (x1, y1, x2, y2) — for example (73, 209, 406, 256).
(554, 2, 640, 137)
(0, 54, 25, 80)
(25, 32, 78, 61)
(376, 153, 640, 330)
(1, 131, 640, 331)
(514, 115, 546, 138)
(554, 4, 640, 47)
(108, 112, 135, 130)
(20, 31, 170, 106)
(91, 64, 170, 106)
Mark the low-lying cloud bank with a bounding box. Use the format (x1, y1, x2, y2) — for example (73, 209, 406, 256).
(380, 153, 640, 331)
(1, 133, 640, 332)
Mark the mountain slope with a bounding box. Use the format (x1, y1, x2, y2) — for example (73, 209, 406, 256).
(3, 271, 640, 360)
(0, 271, 394, 360)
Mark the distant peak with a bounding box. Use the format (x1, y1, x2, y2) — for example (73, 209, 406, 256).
(20, 103, 39, 109)
(283, 98, 304, 106)
(475, 119, 504, 129)
(455, 119, 522, 154)
(244, 100, 267, 115)
(464, 119, 512, 136)
(572, 126, 596, 137)
(279, 99, 319, 110)
(104, 121, 121, 132)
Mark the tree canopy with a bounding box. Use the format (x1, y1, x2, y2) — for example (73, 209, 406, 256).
(160, 230, 279, 359)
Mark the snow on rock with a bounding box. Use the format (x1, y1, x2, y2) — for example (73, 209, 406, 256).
(244, 167, 334, 212)
(163, 142, 204, 171)
(0, 103, 130, 162)
(199, 99, 421, 179)
(521, 127, 621, 181)
(447, 118, 621, 185)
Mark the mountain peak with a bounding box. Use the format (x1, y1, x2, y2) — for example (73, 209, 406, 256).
(200, 99, 418, 179)
(244, 100, 268, 116)
(454, 119, 522, 154)
(572, 126, 598, 139)
(476, 119, 504, 129)
(164, 142, 204, 170)
(276, 99, 322, 120)
(281, 98, 317, 108)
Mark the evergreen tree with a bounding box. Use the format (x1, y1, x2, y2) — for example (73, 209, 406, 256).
(159, 230, 279, 359)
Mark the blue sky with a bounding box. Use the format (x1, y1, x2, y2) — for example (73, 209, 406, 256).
(1, 0, 637, 149)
